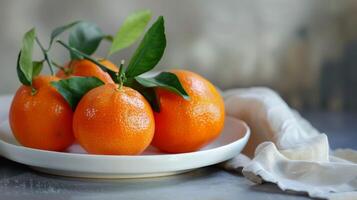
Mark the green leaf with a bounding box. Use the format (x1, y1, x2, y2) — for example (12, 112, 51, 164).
(135, 72, 189, 100)
(51, 76, 105, 109)
(125, 16, 166, 78)
(68, 21, 105, 59)
(49, 21, 81, 48)
(138, 87, 160, 112)
(109, 10, 152, 55)
(17, 28, 36, 86)
(125, 79, 160, 112)
(32, 61, 43, 77)
(16, 52, 31, 85)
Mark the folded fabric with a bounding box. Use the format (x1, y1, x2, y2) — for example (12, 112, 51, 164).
(222, 87, 357, 199)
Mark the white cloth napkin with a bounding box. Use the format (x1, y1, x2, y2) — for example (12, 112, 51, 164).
(222, 87, 357, 200)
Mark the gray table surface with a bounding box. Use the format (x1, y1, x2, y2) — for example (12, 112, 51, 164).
(1, 112, 356, 200)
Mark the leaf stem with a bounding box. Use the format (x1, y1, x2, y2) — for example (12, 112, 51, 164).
(51, 60, 73, 75)
(35, 37, 54, 75)
(31, 87, 37, 96)
(51, 60, 64, 69)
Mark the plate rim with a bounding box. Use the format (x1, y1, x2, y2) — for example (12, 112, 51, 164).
(0, 117, 250, 160)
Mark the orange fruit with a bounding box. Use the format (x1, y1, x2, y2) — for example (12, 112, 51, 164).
(56, 59, 118, 83)
(152, 70, 225, 153)
(9, 75, 74, 151)
(73, 84, 155, 155)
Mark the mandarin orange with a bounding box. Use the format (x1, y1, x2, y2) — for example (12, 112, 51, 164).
(9, 75, 74, 151)
(152, 70, 225, 153)
(73, 84, 155, 155)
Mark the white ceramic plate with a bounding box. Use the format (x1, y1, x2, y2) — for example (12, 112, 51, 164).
(0, 95, 250, 178)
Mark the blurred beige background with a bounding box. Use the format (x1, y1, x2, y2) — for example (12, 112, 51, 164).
(0, 0, 356, 111)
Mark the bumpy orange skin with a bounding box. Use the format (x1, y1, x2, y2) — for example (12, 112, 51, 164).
(9, 75, 74, 151)
(152, 70, 225, 153)
(56, 59, 118, 83)
(73, 84, 155, 155)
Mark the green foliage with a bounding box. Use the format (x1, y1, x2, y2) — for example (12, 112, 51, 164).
(125, 16, 166, 78)
(135, 72, 189, 100)
(17, 28, 36, 86)
(68, 22, 105, 59)
(109, 10, 152, 55)
(51, 77, 105, 109)
(49, 21, 81, 48)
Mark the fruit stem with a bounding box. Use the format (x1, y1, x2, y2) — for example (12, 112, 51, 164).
(35, 37, 54, 75)
(31, 87, 37, 96)
(117, 75, 122, 90)
(117, 60, 125, 90)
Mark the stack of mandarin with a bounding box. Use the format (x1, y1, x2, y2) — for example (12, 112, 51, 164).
(9, 10, 225, 155)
